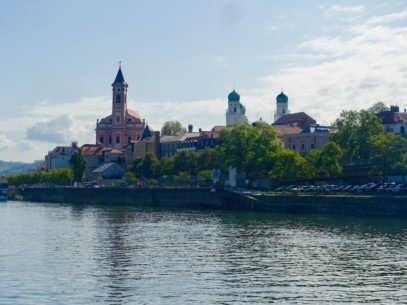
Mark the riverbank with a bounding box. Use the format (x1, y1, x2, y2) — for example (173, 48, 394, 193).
(9, 187, 407, 217)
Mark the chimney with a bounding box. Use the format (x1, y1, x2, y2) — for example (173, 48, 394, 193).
(188, 124, 193, 133)
(154, 131, 161, 159)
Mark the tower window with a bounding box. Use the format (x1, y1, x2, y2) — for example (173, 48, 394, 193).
(116, 117, 120, 123)
(234, 107, 237, 113)
(116, 95, 121, 103)
(116, 136, 120, 144)
(283, 109, 286, 114)
(99, 136, 104, 144)
(109, 136, 112, 144)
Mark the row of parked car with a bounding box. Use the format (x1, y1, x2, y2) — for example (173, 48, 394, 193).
(276, 182, 407, 193)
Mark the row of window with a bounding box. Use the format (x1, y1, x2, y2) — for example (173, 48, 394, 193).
(292, 143, 315, 150)
(99, 136, 134, 145)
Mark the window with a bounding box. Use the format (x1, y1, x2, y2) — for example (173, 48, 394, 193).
(116, 95, 121, 103)
(99, 136, 104, 144)
(401, 126, 405, 134)
(311, 143, 314, 149)
(116, 136, 120, 144)
(292, 144, 296, 150)
(128, 137, 131, 143)
(301, 144, 305, 150)
(116, 117, 120, 123)
(282, 109, 285, 114)
(234, 107, 237, 113)
(109, 136, 112, 145)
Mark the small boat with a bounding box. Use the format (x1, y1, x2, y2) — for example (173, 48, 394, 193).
(0, 180, 8, 201)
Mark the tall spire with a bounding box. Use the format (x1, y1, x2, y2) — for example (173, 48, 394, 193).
(112, 64, 126, 85)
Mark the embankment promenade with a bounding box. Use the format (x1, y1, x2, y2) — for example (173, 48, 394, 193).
(9, 187, 407, 218)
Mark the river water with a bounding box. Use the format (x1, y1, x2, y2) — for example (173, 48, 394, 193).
(1, 201, 406, 304)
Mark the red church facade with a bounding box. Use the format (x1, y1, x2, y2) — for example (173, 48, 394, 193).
(95, 66, 146, 149)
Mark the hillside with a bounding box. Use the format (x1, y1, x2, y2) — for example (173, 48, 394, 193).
(0, 160, 43, 176)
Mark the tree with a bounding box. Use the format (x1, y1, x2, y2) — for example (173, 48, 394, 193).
(217, 122, 280, 183)
(70, 148, 86, 183)
(330, 110, 383, 163)
(124, 171, 137, 187)
(159, 157, 175, 176)
(142, 150, 160, 179)
(318, 142, 343, 178)
(173, 151, 199, 176)
(368, 102, 389, 114)
(371, 133, 407, 177)
(269, 150, 308, 183)
(161, 121, 187, 136)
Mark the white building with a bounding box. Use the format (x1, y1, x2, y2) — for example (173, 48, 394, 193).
(45, 146, 75, 171)
(226, 90, 248, 126)
(274, 91, 290, 122)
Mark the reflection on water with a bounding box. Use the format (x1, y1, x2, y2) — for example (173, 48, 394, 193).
(0, 201, 406, 304)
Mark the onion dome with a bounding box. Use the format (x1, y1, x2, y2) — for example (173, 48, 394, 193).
(276, 91, 288, 104)
(228, 90, 240, 102)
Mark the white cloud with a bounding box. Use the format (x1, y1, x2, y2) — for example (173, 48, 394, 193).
(0, 135, 15, 151)
(26, 115, 76, 143)
(321, 5, 365, 15)
(367, 11, 407, 24)
(260, 17, 407, 125)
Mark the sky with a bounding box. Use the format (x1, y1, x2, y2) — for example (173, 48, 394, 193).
(1, 0, 407, 162)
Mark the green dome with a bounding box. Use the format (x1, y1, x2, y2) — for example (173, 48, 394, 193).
(228, 90, 240, 102)
(276, 91, 288, 104)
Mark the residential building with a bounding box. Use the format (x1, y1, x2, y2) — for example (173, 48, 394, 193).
(283, 124, 330, 155)
(92, 162, 125, 186)
(124, 127, 161, 167)
(81, 144, 104, 181)
(226, 90, 248, 126)
(45, 146, 75, 171)
(377, 105, 407, 138)
(95, 66, 147, 149)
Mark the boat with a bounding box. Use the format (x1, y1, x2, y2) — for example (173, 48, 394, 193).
(0, 180, 8, 201)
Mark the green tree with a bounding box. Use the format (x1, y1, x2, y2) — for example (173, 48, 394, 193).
(161, 120, 187, 136)
(330, 110, 383, 163)
(159, 157, 175, 176)
(124, 171, 137, 187)
(132, 158, 143, 177)
(318, 142, 343, 178)
(367, 102, 389, 114)
(217, 122, 280, 183)
(173, 151, 199, 176)
(371, 133, 407, 177)
(197, 170, 212, 185)
(269, 150, 308, 183)
(70, 148, 86, 183)
(142, 150, 160, 179)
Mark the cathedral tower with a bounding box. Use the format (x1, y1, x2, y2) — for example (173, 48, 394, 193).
(226, 90, 249, 126)
(274, 91, 289, 122)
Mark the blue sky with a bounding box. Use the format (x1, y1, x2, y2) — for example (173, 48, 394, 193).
(1, 1, 407, 162)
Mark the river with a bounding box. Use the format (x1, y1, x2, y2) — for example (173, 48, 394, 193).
(1, 201, 406, 304)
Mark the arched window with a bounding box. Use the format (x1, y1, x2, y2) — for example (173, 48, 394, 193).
(99, 136, 104, 144)
(116, 95, 121, 103)
(234, 107, 237, 113)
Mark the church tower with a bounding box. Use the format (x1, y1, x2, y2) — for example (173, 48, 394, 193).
(111, 65, 128, 128)
(274, 91, 289, 122)
(226, 90, 249, 126)
(95, 65, 146, 149)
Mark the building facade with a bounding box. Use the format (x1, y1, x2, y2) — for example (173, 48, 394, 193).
(283, 124, 330, 155)
(45, 146, 75, 171)
(377, 105, 407, 138)
(226, 90, 248, 126)
(95, 66, 146, 149)
(274, 91, 290, 122)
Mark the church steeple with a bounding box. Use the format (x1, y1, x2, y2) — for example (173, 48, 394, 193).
(112, 65, 126, 85)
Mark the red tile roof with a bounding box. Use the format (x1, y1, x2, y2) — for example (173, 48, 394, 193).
(272, 112, 316, 129)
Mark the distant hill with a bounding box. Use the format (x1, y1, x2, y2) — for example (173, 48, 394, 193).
(0, 160, 43, 176)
